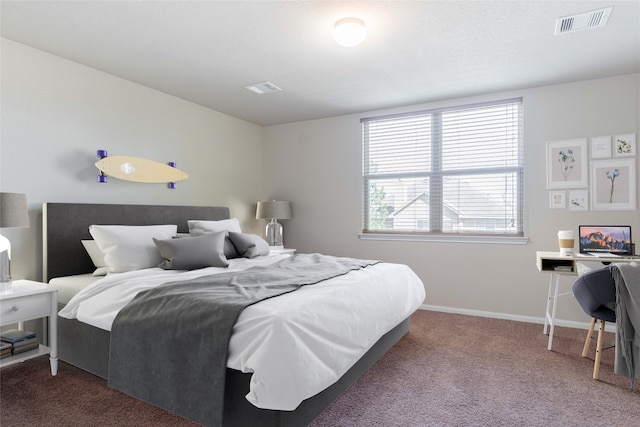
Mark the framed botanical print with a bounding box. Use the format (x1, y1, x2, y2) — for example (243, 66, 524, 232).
(568, 190, 588, 211)
(549, 190, 566, 209)
(590, 136, 611, 159)
(546, 139, 588, 189)
(590, 158, 636, 210)
(614, 134, 636, 157)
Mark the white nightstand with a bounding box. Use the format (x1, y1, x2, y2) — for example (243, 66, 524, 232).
(269, 248, 296, 255)
(0, 280, 58, 375)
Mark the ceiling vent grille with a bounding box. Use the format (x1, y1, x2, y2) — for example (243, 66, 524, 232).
(554, 7, 613, 35)
(244, 81, 282, 95)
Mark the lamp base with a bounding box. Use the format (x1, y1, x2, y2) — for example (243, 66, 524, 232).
(265, 219, 284, 247)
(0, 235, 11, 283)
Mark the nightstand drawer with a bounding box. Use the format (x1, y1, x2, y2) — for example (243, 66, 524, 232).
(0, 293, 52, 325)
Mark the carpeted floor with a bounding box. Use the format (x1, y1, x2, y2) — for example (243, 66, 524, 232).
(1, 309, 638, 426)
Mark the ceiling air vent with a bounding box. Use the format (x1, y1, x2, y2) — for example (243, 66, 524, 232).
(554, 7, 612, 35)
(244, 81, 282, 95)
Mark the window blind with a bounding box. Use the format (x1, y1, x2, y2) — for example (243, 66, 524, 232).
(362, 98, 523, 236)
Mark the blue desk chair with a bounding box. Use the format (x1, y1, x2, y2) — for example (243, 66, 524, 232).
(572, 268, 616, 380)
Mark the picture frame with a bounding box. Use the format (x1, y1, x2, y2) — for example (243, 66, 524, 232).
(613, 133, 636, 157)
(546, 139, 588, 189)
(590, 158, 636, 211)
(589, 136, 611, 159)
(549, 190, 566, 209)
(568, 190, 588, 211)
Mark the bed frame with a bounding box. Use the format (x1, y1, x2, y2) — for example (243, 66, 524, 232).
(43, 202, 410, 427)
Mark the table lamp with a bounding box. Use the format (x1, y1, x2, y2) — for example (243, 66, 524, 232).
(256, 201, 292, 249)
(0, 192, 30, 283)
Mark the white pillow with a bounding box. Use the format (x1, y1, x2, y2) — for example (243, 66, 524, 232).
(187, 218, 242, 235)
(89, 224, 178, 273)
(92, 267, 109, 276)
(81, 240, 109, 276)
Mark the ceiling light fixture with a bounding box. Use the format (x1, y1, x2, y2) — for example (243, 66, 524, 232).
(333, 17, 366, 47)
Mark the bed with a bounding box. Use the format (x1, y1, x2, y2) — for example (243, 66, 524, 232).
(43, 202, 425, 427)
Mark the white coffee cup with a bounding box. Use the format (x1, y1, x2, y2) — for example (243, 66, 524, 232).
(558, 230, 575, 255)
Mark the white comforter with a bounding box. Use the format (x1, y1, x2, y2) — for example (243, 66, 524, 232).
(59, 254, 425, 410)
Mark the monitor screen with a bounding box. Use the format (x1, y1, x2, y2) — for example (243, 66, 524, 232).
(579, 225, 633, 255)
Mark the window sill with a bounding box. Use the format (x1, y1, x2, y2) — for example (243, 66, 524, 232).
(358, 233, 529, 245)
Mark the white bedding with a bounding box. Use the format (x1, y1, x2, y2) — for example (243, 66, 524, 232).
(50, 273, 102, 304)
(58, 254, 425, 411)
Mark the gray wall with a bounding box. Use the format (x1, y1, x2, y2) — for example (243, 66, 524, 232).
(1, 39, 265, 281)
(262, 73, 640, 326)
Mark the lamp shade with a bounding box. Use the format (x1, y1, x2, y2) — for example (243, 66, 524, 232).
(0, 192, 29, 228)
(256, 201, 292, 220)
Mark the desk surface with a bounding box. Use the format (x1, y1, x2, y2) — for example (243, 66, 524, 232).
(536, 251, 638, 274)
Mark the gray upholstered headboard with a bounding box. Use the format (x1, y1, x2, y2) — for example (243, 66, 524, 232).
(43, 202, 231, 282)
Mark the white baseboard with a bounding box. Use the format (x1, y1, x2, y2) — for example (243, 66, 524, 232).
(418, 304, 616, 333)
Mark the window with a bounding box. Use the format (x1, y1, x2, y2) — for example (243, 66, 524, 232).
(362, 98, 523, 237)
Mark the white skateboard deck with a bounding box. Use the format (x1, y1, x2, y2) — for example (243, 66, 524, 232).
(95, 155, 188, 183)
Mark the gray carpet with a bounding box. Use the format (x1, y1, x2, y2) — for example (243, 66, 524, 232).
(2, 309, 638, 426)
(310, 310, 639, 426)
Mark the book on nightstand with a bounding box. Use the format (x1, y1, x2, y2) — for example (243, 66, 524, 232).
(11, 341, 40, 354)
(0, 329, 38, 355)
(0, 329, 36, 343)
(0, 342, 11, 358)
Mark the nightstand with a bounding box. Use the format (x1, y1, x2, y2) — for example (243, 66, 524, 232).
(0, 280, 58, 375)
(269, 248, 296, 255)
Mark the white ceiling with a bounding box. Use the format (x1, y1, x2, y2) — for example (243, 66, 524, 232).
(2, 1, 639, 126)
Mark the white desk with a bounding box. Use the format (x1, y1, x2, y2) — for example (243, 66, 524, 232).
(536, 251, 638, 350)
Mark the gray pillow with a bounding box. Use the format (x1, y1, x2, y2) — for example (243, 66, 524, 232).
(188, 220, 240, 259)
(153, 231, 228, 270)
(228, 232, 270, 258)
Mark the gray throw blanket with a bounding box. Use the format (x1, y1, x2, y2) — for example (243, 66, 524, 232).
(610, 262, 640, 388)
(108, 253, 379, 427)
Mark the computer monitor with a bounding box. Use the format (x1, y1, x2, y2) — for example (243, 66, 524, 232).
(578, 225, 633, 255)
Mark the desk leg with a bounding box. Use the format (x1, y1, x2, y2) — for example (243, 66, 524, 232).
(546, 274, 561, 351)
(543, 274, 554, 335)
